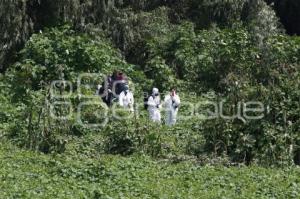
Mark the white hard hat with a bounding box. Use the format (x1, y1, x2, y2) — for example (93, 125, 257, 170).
(152, 88, 159, 94)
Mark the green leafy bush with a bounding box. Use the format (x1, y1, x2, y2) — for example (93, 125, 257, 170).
(8, 25, 133, 90)
(103, 119, 163, 157)
(199, 35, 300, 165)
(0, 26, 136, 152)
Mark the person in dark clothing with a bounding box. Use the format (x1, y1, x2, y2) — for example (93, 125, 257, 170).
(97, 71, 129, 107)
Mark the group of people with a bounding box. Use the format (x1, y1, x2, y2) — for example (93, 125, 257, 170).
(97, 70, 133, 108)
(97, 71, 180, 126)
(146, 87, 181, 126)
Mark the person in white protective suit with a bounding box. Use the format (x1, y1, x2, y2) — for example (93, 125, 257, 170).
(147, 88, 161, 123)
(164, 88, 180, 126)
(118, 85, 134, 112)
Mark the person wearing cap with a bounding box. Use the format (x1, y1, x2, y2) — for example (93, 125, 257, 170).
(147, 88, 161, 123)
(164, 88, 180, 126)
(118, 84, 134, 112)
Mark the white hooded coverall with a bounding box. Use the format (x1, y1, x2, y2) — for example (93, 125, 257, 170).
(147, 95, 161, 123)
(119, 90, 134, 112)
(164, 94, 180, 126)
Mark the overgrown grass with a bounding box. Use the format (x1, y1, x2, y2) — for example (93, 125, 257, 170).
(1, 142, 300, 199)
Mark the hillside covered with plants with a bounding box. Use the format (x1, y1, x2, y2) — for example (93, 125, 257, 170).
(0, 0, 299, 198)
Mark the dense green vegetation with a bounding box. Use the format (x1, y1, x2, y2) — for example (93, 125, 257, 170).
(2, 140, 300, 198)
(2, 0, 300, 71)
(0, 0, 300, 198)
